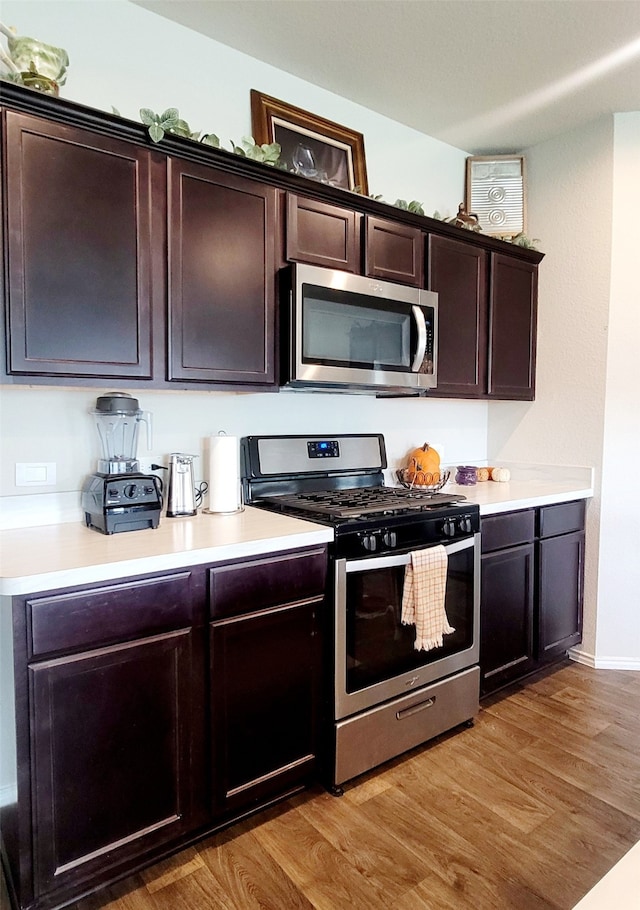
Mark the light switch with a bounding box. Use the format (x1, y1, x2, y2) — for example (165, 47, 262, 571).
(15, 462, 57, 486)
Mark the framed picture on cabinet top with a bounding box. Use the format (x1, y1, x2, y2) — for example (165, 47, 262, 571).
(250, 89, 368, 194)
(465, 154, 526, 237)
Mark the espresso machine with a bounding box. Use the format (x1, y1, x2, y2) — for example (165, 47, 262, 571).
(81, 392, 163, 534)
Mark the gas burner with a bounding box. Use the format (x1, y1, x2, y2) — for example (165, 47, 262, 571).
(260, 486, 466, 521)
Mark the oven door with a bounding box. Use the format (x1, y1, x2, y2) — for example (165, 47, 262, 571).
(334, 534, 480, 719)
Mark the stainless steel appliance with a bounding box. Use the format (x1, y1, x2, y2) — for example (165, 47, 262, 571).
(242, 434, 480, 791)
(81, 392, 163, 534)
(166, 453, 198, 517)
(281, 264, 438, 394)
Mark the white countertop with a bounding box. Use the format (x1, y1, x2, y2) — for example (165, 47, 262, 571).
(442, 462, 594, 515)
(0, 506, 333, 596)
(0, 463, 593, 597)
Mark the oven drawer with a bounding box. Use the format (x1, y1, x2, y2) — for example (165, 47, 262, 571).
(333, 665, 479, 786)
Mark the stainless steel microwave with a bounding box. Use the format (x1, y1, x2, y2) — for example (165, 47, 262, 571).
(281, 264, 438, 394)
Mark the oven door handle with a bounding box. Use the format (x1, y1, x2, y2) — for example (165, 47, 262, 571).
(344, 536, 475, 573)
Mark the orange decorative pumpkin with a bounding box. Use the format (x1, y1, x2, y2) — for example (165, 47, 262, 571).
(406, 443, 440, 482)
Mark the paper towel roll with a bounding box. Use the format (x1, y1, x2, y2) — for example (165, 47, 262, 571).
(208, 434, 241, 513)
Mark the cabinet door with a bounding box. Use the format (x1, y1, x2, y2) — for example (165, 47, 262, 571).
(480, 543, 535, 695)
(427, 234, 487, 396)
(364, 215, 424, 286)
(168, 159, 276, 384)
(537, 531, 584, 661)
(29, 628, 202, 899)
(286, 194, 359, 272)
(3, 111, 156, 379)
(210, 599, 321, 815)
(488, 253, 538, 400)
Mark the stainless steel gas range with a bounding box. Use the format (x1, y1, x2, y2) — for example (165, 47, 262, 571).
(242, 434, 481, 791)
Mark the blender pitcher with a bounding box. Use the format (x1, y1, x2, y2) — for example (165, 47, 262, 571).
(92, 392, 152, 474)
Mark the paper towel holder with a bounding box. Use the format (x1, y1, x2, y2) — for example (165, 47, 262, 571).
(203, 431, 245, 516)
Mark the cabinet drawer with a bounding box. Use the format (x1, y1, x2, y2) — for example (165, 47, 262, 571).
(481, 509, 535, 553)
(538, 500, 586, 538)
(208, 547, 327, 620)
(28, 572, 194, 658)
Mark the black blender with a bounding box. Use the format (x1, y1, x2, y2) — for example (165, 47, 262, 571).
(81, 392, 163, 534)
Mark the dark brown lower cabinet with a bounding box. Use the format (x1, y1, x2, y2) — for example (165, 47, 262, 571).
(208, 547, 327, 817)
(210, 599, 321, 816)
(481, 542, 536, 694)
(5, 570, 207, 910)
(480, 501, 586, 696)
(2, 546, 328, 910)
(30, 629, 201, 899)
(537, 515, 585, 661)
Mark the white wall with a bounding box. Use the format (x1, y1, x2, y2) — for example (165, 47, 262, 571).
(0, 387, 489, 500)
(596, 113, 640, 666)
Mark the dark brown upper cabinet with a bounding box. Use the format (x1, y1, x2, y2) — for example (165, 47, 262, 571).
(428, 237, 538, 400)
(3, 111, 157, 379)
(1, 83, 543, 399)
(364, 215, 424, 287)
(168, 159, 277, 385)
(488, 253, 538, 400)
(285, 194, 359, 272)
(427, 234, 488, 397)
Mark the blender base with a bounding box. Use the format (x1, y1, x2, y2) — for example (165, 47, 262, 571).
(81, 472, 163, 535)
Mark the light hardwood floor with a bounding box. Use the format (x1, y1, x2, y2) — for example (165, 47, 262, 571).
(3, 661, 640, 910)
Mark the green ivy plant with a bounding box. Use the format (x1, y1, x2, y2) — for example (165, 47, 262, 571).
(138, 108, 285, 161)
(394, 199, 425, 216)
(230, 136, 282, 166)
(137, 106, 220, 146)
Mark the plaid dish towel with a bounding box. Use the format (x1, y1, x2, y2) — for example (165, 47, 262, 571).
(401, 545, 454, 651)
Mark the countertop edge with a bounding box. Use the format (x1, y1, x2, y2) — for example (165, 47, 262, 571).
(474, 486, 594, 516)
(0, 522, 333, 597)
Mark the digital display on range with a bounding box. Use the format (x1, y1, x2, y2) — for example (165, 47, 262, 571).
(308, 440, 340, 458)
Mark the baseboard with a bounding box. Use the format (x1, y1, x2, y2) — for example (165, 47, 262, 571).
(569, 648, 640, 671)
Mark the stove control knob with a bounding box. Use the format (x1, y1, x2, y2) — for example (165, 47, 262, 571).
(362, 534, 379, 552)
(459, 516, 472, 534)
(443, 518, 457, 538)
(383, 530, 397, 549)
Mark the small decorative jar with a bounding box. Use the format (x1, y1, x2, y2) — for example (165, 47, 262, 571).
(455, 465, 478, 485)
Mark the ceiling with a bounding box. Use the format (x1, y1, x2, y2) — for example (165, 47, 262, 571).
(133, 0, 640, 154)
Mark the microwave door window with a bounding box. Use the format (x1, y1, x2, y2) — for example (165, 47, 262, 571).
(302, 295, 411, 370)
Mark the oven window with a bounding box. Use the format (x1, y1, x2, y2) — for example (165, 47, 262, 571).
(345, 547, 475, 693)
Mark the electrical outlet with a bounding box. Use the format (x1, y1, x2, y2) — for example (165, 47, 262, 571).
(16, 462, 57, 486)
